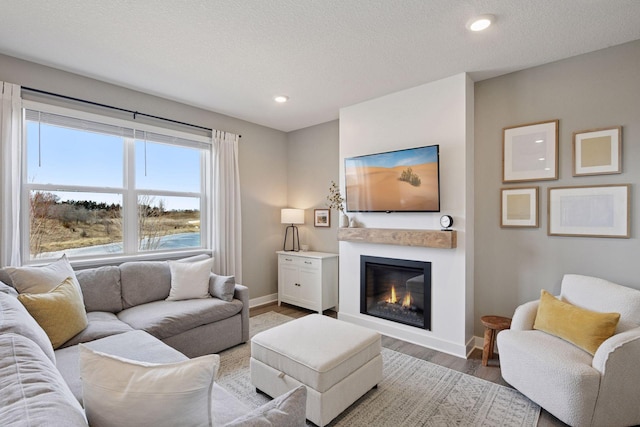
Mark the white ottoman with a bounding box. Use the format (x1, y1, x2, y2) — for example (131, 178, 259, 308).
(250, 314, 383, 427)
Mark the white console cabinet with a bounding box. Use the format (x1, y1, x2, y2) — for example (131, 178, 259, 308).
(276, 251, 338, 313)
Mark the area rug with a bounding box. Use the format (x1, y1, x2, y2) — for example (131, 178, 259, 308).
(217, 312, 540, 426)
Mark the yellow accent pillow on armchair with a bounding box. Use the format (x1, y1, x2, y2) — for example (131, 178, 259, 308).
(533, 289, 620, 355)
(18, 276, 88, 349)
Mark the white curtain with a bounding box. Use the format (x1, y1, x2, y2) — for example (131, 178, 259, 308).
(0, 82, 22, 267)
(211, 130, 242, 283)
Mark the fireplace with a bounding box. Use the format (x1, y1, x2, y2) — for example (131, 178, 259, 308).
(360, 256, 431, 330)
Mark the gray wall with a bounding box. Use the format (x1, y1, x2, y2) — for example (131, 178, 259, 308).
(474, 40, 640, 335)
(3, 38, 639, 323)
(286, 120, 340, 254)
(0, 53, 288, 302)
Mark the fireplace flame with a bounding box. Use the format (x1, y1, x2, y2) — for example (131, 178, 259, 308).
(385, 286, 411, 308)
(386, 286, 398, 304)
(402, 291, 412, 308)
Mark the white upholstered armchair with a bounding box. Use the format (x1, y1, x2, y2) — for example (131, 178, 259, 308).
(497, 274, 640, 427)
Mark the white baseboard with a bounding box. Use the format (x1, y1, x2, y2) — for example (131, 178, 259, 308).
(250, 293, 277, 308)
(472, 335, 500, 354)
(474, 335, 484, 350)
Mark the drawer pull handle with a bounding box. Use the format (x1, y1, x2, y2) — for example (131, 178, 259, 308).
(304, 261, 312, 264)
(285, 258, 293, 261)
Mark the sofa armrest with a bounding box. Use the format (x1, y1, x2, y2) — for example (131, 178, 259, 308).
(233, 284, 250, 343)
(593, 327, 640, 373)
(510, 300, 539, 331)
(590, 327, 640, 426)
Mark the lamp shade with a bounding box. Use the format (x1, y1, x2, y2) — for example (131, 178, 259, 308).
(281, 208, 304, 225)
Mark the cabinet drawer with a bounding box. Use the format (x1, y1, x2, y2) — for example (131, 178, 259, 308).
(298, 258, 320, 269)
(278, 255, 321, 269)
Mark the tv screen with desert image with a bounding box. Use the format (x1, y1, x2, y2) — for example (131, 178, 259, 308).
(345, 145, 440, 212)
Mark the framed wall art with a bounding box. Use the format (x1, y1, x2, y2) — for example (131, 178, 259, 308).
(501, 187, 539, 228)
(314, 209, 330, 227)
(573, 126, 622, 176)
(503, 120, 559, 183)
(548, 184, 630, 238)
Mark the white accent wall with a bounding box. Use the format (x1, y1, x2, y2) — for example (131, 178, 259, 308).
(338, 73, 474, 357)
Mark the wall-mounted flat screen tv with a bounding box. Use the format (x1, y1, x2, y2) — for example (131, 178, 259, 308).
(345, 145, 440, 212)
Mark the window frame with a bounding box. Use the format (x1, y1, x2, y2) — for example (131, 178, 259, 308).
(21, 101, 212, 265)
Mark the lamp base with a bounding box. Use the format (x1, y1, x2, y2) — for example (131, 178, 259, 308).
(283, 225, 301, 252)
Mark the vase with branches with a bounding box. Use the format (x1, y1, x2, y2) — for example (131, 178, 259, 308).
(327, 180, 349, 227)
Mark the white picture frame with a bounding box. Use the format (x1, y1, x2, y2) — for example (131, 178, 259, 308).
(573, 126, 622, 176)
(501, 187, 539, 228)
(548, 184, 630, 238)
(503, 120, 559, 183)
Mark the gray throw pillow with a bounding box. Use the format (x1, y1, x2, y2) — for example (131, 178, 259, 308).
(210, 274, 235, 302)
(0, 291, 56, 363)
(224, 386, 307, 427)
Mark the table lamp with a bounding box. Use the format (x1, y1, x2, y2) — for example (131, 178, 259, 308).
(281, 208, 304, 251)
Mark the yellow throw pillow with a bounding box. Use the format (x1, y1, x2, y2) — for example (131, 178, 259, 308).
(18, 277, 88, 349)
(533, 289, 620, 355)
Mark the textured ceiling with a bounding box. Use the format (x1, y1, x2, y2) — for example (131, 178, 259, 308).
(1, 1, 640, 132)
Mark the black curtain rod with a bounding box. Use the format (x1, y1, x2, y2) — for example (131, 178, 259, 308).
(22, 86, 241, 137)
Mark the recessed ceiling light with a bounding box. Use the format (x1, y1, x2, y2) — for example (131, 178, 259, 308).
(467, 14, 494, 32)
(274, 95, 289, 103)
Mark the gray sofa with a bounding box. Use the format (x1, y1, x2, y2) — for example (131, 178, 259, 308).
(0, 257, 255, 425)
(0, 289, 306, 426)
(0, 255, 250, 358)
(68, 257, 249, 357)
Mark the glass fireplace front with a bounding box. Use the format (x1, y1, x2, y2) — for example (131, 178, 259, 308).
(360, 255, 431, 330)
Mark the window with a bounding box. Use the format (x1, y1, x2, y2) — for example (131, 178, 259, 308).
(23, 103, 210, 261)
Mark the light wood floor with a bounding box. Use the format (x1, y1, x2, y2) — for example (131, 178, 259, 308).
(250, 303, 567, 427)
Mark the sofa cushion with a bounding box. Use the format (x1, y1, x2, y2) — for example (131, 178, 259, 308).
(497, 328, 600, 426)
(0, 290, 56, 363)
(59, 311, 134, 349)
(534, 289, 620, 355)
(210, 273, 236, 302)
(210, 383, 251, 426)
(56, 330, 187, 404)
(166, 258, 213, 301)
(17, 277, 88, 349)
(117, 298, 243, 340)
(3, 254, 83, 297)
(224, 385, 307, 427)
(80, 345, 219, 427)
(0, 333, 87, 426)
(120, 261, 172, 308)
(75, 265, 123, 313)
(0, 280, 18, 297)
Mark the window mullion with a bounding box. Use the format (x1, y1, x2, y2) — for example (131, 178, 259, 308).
(123, 137, 138, 254)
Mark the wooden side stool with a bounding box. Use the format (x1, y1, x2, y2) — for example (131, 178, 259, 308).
(481, 315, 512, 366)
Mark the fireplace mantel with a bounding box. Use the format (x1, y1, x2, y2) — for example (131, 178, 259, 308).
(337, 228, 456, 249)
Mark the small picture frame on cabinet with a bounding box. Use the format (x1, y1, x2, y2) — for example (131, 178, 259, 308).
(314, 209, 330, 227)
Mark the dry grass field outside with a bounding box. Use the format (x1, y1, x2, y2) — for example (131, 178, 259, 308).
(33, 211, 199, 254)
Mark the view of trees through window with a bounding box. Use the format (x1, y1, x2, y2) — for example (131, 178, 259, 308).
(25, 107, 206, 260)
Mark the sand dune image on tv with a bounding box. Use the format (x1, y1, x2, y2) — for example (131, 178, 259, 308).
(345, 145, 440, 212)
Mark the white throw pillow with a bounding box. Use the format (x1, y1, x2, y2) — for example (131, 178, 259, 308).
(166, 258, 213, 301)
(79, 345, 219, 427)
(5, 254, 83, 297)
